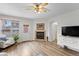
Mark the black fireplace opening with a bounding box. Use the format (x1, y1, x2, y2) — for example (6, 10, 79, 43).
(36, 32, 44, 39)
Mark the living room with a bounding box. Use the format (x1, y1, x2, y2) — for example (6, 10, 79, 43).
(1, 3, 79, 56)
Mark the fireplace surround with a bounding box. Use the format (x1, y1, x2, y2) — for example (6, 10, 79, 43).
(35, 23, 45, 40)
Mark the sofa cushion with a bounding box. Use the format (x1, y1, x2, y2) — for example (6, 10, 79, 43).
(0, 38, 8, 41)
(0, 34, 7, 41)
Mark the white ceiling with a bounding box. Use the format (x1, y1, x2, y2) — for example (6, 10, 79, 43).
(0, 3, 79, 20)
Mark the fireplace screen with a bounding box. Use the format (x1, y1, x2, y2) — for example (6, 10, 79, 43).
(36, 32, 44, 39)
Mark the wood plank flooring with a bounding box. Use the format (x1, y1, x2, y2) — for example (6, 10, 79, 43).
(3, 41, 79, 56)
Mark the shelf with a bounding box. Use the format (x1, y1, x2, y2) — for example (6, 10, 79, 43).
(2, 20, 19, 37)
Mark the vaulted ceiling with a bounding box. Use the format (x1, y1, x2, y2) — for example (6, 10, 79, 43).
(0, 3, 79, 20)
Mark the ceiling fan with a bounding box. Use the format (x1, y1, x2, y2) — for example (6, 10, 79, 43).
(25, 3, 48, 13)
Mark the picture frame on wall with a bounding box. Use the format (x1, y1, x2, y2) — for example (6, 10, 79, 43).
(37, 23, 45, 30)
(23, 25, 29, 33)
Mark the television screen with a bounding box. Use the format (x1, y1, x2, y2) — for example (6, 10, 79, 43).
(62, 26, 79, 37)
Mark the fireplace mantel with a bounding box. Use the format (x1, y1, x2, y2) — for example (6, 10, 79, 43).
(36, 30, 45, 32)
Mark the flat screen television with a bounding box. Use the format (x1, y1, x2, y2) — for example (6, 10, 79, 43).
(62, 26, 79, 37)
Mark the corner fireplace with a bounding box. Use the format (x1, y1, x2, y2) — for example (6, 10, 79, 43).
(36, 32, 45, 39)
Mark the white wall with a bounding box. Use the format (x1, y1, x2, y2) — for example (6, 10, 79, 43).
(0, 15, 50, 42)
(32, 19, 49, 40)
(49, 9, 79, 51)
(0, 19, 2, 34)
(48, 21, 58, 42)
(51, 10, 79, 26)
(19, 19, 50, 41)
(49, 9, 79, 42)
(19, 19, 34, 42)
(0, 15, 34, 42)
(51, 22, 58, 41)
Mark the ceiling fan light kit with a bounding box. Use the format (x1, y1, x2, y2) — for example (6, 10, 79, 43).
(33, 3, 48, 13)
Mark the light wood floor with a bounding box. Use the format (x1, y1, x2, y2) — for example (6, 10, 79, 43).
(3, 40, 79, 56)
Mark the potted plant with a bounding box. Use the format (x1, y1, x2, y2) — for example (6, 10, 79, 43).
(13, 34, 19, 43)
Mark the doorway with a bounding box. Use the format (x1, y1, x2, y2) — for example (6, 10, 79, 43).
(51, 22, 58, 43)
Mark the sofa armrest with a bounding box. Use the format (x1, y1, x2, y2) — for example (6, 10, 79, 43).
(0, 37, 15, 48)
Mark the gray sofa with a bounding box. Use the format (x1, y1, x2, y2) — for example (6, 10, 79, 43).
(0, 34, 15, 48)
